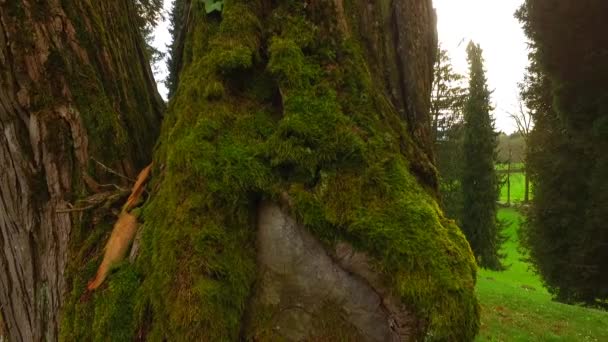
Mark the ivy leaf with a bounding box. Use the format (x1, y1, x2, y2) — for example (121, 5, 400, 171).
(203, 0, 223, 14)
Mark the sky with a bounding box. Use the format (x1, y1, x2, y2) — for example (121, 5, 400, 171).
(433, 0, 529, 134)
(152, 0, 529, 134)
(150, 0, 174, 99)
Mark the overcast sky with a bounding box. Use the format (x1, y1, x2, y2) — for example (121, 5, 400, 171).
(151, 0, 173, 99)
(433, 0, 529, 134)
(152, 0, 529, 133)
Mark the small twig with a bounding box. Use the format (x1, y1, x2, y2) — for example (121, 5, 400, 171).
(95, 182, 125, 191)
(91, 157, 135, 182)
(56, 204, 97, 213)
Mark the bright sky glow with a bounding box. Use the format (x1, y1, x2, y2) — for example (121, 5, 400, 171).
(152, 0, 529, 133)
(433, 0, 529, 134)
(151, 0, 174, 99)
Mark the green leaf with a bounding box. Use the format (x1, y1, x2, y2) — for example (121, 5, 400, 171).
(203, 0, 223, 14)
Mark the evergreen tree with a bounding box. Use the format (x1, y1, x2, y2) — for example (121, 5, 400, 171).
(431, 48, 467, 142)
(517, 1, 608, 305)
(431, 48, 467, 220)
(461, 42, 504, 270)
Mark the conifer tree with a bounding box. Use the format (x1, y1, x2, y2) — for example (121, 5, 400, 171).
(431, 48, 467, 220)
(517, 0, 608, 305)
(461, 42, 504, 270)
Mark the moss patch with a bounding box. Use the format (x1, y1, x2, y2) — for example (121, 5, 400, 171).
(60, 219, 140, 342)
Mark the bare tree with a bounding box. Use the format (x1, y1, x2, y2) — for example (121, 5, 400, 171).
(509, 100, 534, 202)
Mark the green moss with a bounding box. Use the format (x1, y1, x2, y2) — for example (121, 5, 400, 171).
(208, 3, 261, 73)
(63, 0, 479, 340)
(204, 80, 225, 99)
(60, 220, 140, 342)
(91, 266, 140, 341)
(61, 263, 140, 342)
(72, 80, 129, 162)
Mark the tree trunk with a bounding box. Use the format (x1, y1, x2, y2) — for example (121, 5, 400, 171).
(105, 1, 473, 340)
(524, 167, 530, 203)
(0, 1, 162, 340)
(3, 0, 479, 341)
(507, 167, 511, 205)
(507, 148, 512, 205)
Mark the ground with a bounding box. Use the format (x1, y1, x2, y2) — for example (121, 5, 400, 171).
(499, 172, 530, 204)
(476, 208, 608, 341)
(495, 163, 530, 204)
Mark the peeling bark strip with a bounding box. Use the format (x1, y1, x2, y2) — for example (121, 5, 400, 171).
(0, 1, 161, 340)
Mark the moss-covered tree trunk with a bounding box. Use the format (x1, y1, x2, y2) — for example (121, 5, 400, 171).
(62, 0, 475, 340)
(0, 1, 162, 340)
(3, 0, 479, 341)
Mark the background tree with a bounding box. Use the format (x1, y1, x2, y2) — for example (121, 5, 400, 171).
(497, 132, 526, 165)
(508, 100, 533, 202)
(431, 47, 467, 220)
(496, 131, 526, 205)
(431, 47, 467, 142)
(461, 41, 504, 270)
(517, 0, 608, 305)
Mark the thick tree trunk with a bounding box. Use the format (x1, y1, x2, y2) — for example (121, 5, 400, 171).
(86, 0, 473, 341)
(0, 1, 162, 340)
(3, 0, 478, 341)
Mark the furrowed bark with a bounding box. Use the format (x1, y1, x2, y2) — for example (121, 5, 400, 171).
(0, 1, 161, 340)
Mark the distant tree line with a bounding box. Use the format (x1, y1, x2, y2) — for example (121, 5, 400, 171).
(497, 133, 525, 166)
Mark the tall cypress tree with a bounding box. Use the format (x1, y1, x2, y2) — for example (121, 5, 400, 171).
(461, 42, 503, 270)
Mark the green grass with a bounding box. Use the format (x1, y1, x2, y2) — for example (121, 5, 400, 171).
(499, 172, 528, 203)
(476, 208, 608, 341)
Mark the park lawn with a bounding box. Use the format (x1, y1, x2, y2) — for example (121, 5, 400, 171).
(499, 172, 531, 204)
(475, 208, 608, 341)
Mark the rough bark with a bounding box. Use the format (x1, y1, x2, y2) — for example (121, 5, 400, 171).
(0, 312, 5, 340)
(0, 1, 162, 340)
(355, 0, 438, 162)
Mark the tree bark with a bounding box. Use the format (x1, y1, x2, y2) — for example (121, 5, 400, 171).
(0, 1, 162, 340)
(0, 312, 5, 340)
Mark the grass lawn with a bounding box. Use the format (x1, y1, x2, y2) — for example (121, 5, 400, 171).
(499, 172, 531, 204)
(476, 208, 608, 341)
